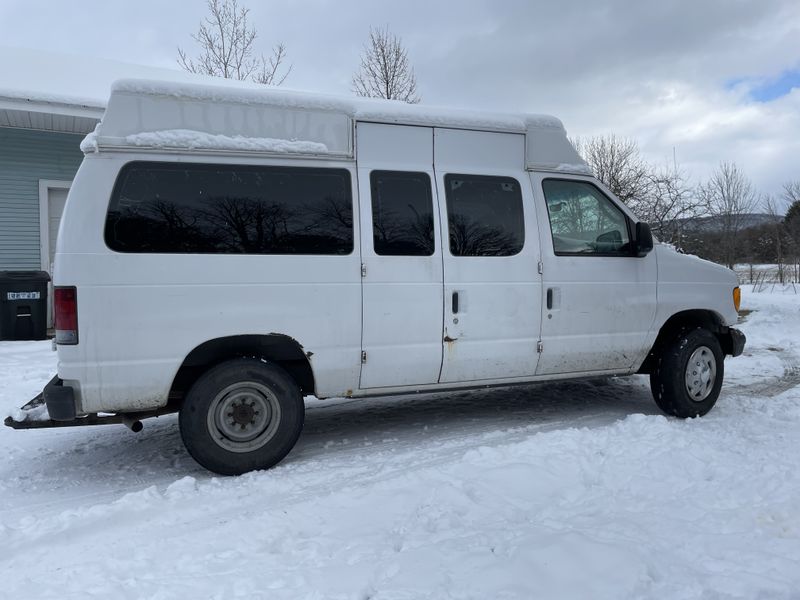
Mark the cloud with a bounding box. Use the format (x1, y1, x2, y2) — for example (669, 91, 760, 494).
(0, 0, 798, 202)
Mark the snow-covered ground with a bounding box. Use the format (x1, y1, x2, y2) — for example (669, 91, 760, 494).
(1, 287, 799, 599)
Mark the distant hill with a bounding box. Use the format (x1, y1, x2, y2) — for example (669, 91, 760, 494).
(674, 213, 782, 233)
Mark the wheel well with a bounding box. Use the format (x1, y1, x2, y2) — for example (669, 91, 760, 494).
(169, 334, 316, 403)
(638, 310, 726, 374)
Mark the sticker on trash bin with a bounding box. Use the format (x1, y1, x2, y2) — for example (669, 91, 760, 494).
(7, 292, 40, 300)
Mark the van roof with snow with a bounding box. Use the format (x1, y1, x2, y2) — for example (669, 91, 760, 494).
(81, 79, 591, 175)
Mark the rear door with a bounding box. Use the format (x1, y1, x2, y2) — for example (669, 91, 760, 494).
(435, 128, 543, 383)
(357, 123, 444, 388)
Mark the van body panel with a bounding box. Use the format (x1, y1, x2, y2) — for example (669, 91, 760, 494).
(55, 154, 362, 413)
(652, 244, 739, 328)
(344, 366, 634, 398)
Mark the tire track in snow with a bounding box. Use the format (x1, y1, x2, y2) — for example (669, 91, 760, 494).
(728, 348, 800, 398)
(0, 379, 656, 539)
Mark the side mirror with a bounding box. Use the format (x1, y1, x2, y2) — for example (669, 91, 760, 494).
(634, 222, 654, 257)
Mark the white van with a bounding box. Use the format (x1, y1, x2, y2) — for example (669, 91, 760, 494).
(6, 79, 745, 475)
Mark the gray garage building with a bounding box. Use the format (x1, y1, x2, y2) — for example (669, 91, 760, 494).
(0, 47, 217, 278)
(0, 47, 224, 329)
(0, 99, 101, 275)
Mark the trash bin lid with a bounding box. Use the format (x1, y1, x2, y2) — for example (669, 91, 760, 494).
(0, 271, 51, 283)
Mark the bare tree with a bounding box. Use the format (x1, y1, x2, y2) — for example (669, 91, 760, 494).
(763, 194, 786, 282)
(352, 26, 420, 104)
(252, 43, 290, 85)
(782, 180, 800, 207)
(178, 0, 291, 86)
(572, 135, 702, 244)
(642, 165, 702, 246)
(572, 135, 650, 205)
(783, 181, 800, 282)
(698, 161, 758, 269)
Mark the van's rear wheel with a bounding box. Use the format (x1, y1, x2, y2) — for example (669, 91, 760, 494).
(649, 328, 724, 418)
(179, 358, 304, 475)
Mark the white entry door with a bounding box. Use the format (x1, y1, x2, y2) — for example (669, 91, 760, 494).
(357, 123, 445, 389)
(434, 128, 543, 383)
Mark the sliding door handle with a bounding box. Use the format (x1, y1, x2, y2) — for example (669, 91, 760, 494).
(452, 291, 459, 314)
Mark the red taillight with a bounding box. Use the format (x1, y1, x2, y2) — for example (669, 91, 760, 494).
(54, 286, 78, 345)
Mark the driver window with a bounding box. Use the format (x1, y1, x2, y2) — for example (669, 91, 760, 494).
(542, 179, 630, 256)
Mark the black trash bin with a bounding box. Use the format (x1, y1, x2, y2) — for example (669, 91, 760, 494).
(0, 271, 51, 341)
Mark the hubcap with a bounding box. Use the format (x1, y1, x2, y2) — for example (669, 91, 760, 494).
(685, 346, 717, 402)
(207, 382, 281, 453)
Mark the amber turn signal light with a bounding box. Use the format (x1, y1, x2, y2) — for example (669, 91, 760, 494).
(733, 287, 741, 313)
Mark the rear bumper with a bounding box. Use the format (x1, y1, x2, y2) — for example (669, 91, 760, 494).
(5, 375, 175, 430)
(4, 375, 77, 429)
(43, 376, 77, 421)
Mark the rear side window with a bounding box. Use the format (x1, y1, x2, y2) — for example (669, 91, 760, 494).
(444, 174, 524, 257)
(105, 162, 353, 254)
(370, 170, 435, 256)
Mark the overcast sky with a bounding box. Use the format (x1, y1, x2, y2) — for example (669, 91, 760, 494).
(1, 0, 798, 205)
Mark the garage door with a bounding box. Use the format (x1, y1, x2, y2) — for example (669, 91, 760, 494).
(47, 187, 69, 273)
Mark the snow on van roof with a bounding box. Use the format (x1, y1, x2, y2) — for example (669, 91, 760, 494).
(110, 78, 564, 132)
(118, 129, 328, 155)
(90, 78, 591, 173)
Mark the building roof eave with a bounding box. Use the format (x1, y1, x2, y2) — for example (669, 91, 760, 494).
(0, 95, 105, 120)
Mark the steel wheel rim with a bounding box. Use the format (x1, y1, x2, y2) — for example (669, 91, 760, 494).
(685, 346, 717, 402)
(207, 381, 281, 453)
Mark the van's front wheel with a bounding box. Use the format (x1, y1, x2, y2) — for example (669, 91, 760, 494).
(650, 328, 724, 418)
(179, 359, 304, 475)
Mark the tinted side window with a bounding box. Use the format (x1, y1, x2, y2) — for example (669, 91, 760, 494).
(370, 171, 435, 256)
(105, 162, 353, 254)
(542, 179, 630, 256)
(444, 174, 524, 257)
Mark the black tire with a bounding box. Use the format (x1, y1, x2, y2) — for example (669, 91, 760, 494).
(179, 358, 304, 475)
(649, 327, 724, 418)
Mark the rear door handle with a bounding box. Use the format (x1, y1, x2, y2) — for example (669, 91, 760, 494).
(546, 287, 561, 310)
(452, 291, 459, 314)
